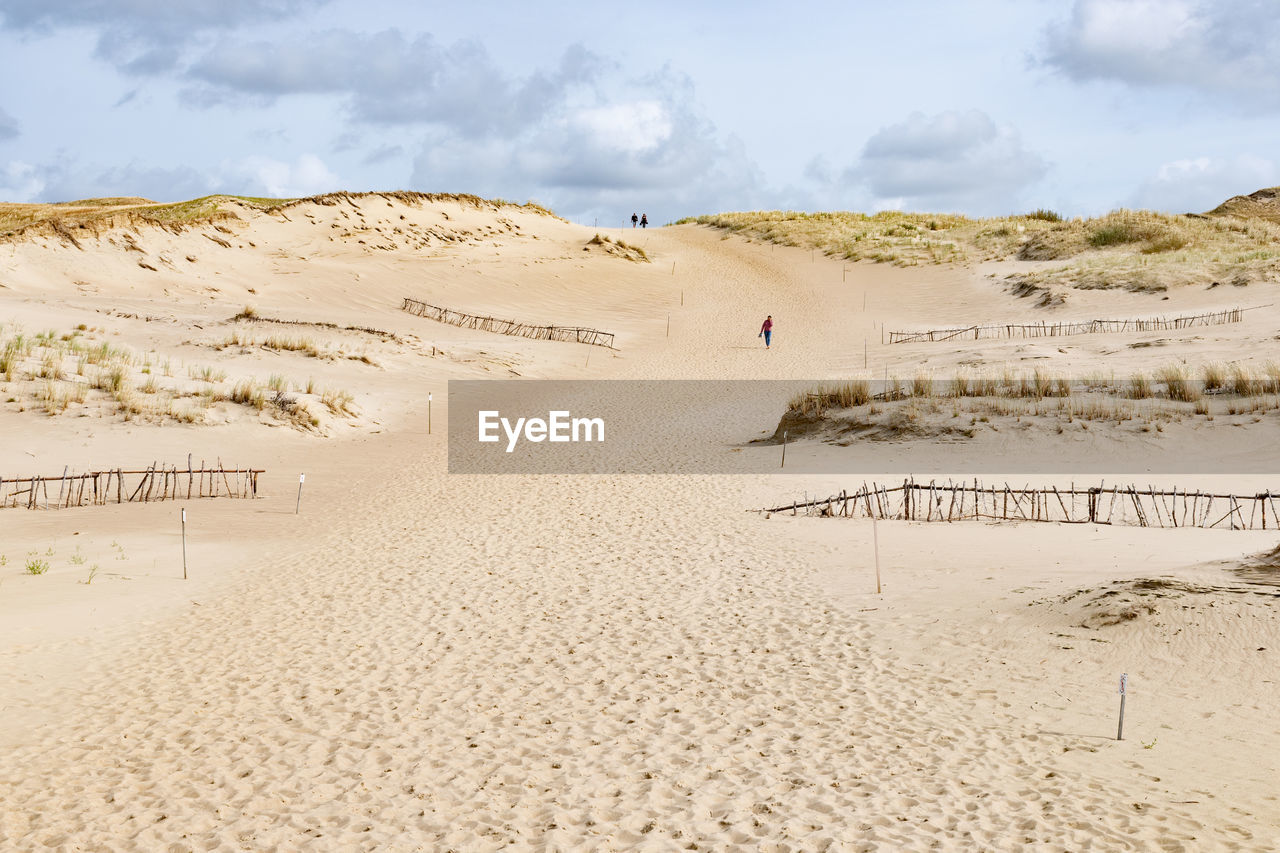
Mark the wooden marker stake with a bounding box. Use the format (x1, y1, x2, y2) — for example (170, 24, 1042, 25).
(780, 430, 787, 468)
(296, 473, 305, 515)
(873, 518, 882, 594)
(1117, 673, 1128, 740)
(666, 314, 670, 337)
(181, 507, 188, 580)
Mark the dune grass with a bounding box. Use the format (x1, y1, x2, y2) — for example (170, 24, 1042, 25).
(677, 207, 1280, 292)
(587, 232, 650, 262)
(0, 195, 299, 238)
(1, 191, 562, 242)
(787, 369, 1280, 439)
(791, 363, 1280, 418)
(0, 325, 356, 430)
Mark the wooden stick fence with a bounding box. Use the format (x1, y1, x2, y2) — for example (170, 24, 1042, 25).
(764, 479, 1279, 531)
(1, 464, 263, 510)
(887, 306, 1260, 344)
(401, 297, 616, 348)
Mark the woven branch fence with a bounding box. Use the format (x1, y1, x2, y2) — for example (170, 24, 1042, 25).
(887, 306, 1258, 344)
(764, 479, 1280, 530)
(2, 464, 263, 510)
(401, 297, 616, 348)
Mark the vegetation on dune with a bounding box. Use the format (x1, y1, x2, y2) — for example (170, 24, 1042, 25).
(0, 195, 297, 239)
(281, 191, 560, 219)
(0, 191, 561, 243)
(586, 232, 650, 262)
(676, 205, 1280, 294)
(0, 324, 360, 430)
(55, 197, 157, 207)
(227, 306, 401, 342)
(1207, 186, 1280, 225)
(791, 363, 1280, 415)
(785, 364, 1280, 438)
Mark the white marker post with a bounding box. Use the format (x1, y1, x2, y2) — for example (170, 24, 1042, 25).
(1117, 673, 1128, 740)
(181, 507, 188, 580)
(780, 430, 787, 469)
(428, 392, 433, 435)
(872, 518, 882, 594)
(296, 473, 305, 515)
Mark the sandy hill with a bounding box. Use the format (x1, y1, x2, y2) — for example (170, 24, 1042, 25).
(683, 203, 1280, 298)
(1207, 185, 1280, 225)
(0, 191, 673, 445)
(0, 191, 1277, 850)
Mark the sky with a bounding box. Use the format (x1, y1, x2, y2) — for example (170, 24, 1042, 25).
(1, 0, 1278, 225)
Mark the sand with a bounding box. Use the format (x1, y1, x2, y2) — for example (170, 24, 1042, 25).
(1, 195, 1278, 851)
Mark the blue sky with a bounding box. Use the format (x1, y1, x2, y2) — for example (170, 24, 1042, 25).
(1, 1, 1277, 224)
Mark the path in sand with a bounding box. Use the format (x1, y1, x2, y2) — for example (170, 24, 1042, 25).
(1, 217, 1278, 850)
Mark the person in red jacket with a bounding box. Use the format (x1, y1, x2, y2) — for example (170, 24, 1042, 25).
(759, 315, 773, 348)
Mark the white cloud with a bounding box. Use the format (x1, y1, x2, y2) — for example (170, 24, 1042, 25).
(226, 154, 340, 198)
(186, 32, 601, 138)
(840, 110, 1048, 214)
(1042, 0, 1280, 102)
(409, 73, 771, 224)
(0, 154, 338, 204)
(0, 0, 321, 74)
(572, 101, 672, 153)
(0, 161, 42, 201)
(0, 106, 18, 141)
(1129, 155, 1278, 212)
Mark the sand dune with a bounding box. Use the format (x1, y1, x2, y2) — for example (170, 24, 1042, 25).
(1, 194, 1277, 850)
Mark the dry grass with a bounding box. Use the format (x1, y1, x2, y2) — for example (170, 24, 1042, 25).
(218, 313, 387, 362)
(190, 364, 227, 383)
(1154, 365, 1201, 402)
(788, 363, 1280, 417)
(678, 207, 1280, 292)
(261, 335, 322, 357)
(226, 310, 401, 343)
(0, 195, 295, 241)
(586, 233, 650, 262)
(789, 381, 871, 416)
(1, 191, 562, 244)
(783, 385, 1280, 440)
(35, 380, 85, 414)
(0, 325, 355, 430)
(320, 388, 355, 415)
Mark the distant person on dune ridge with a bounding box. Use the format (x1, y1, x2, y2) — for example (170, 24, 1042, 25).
(759, 315, 773, 349)
(631, 212, 638, 228)
(640, 213, 648, 228)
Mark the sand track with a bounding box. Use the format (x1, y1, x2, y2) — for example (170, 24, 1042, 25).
(1, 202, 1278, 850)
(4, 457, 1242, 850)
